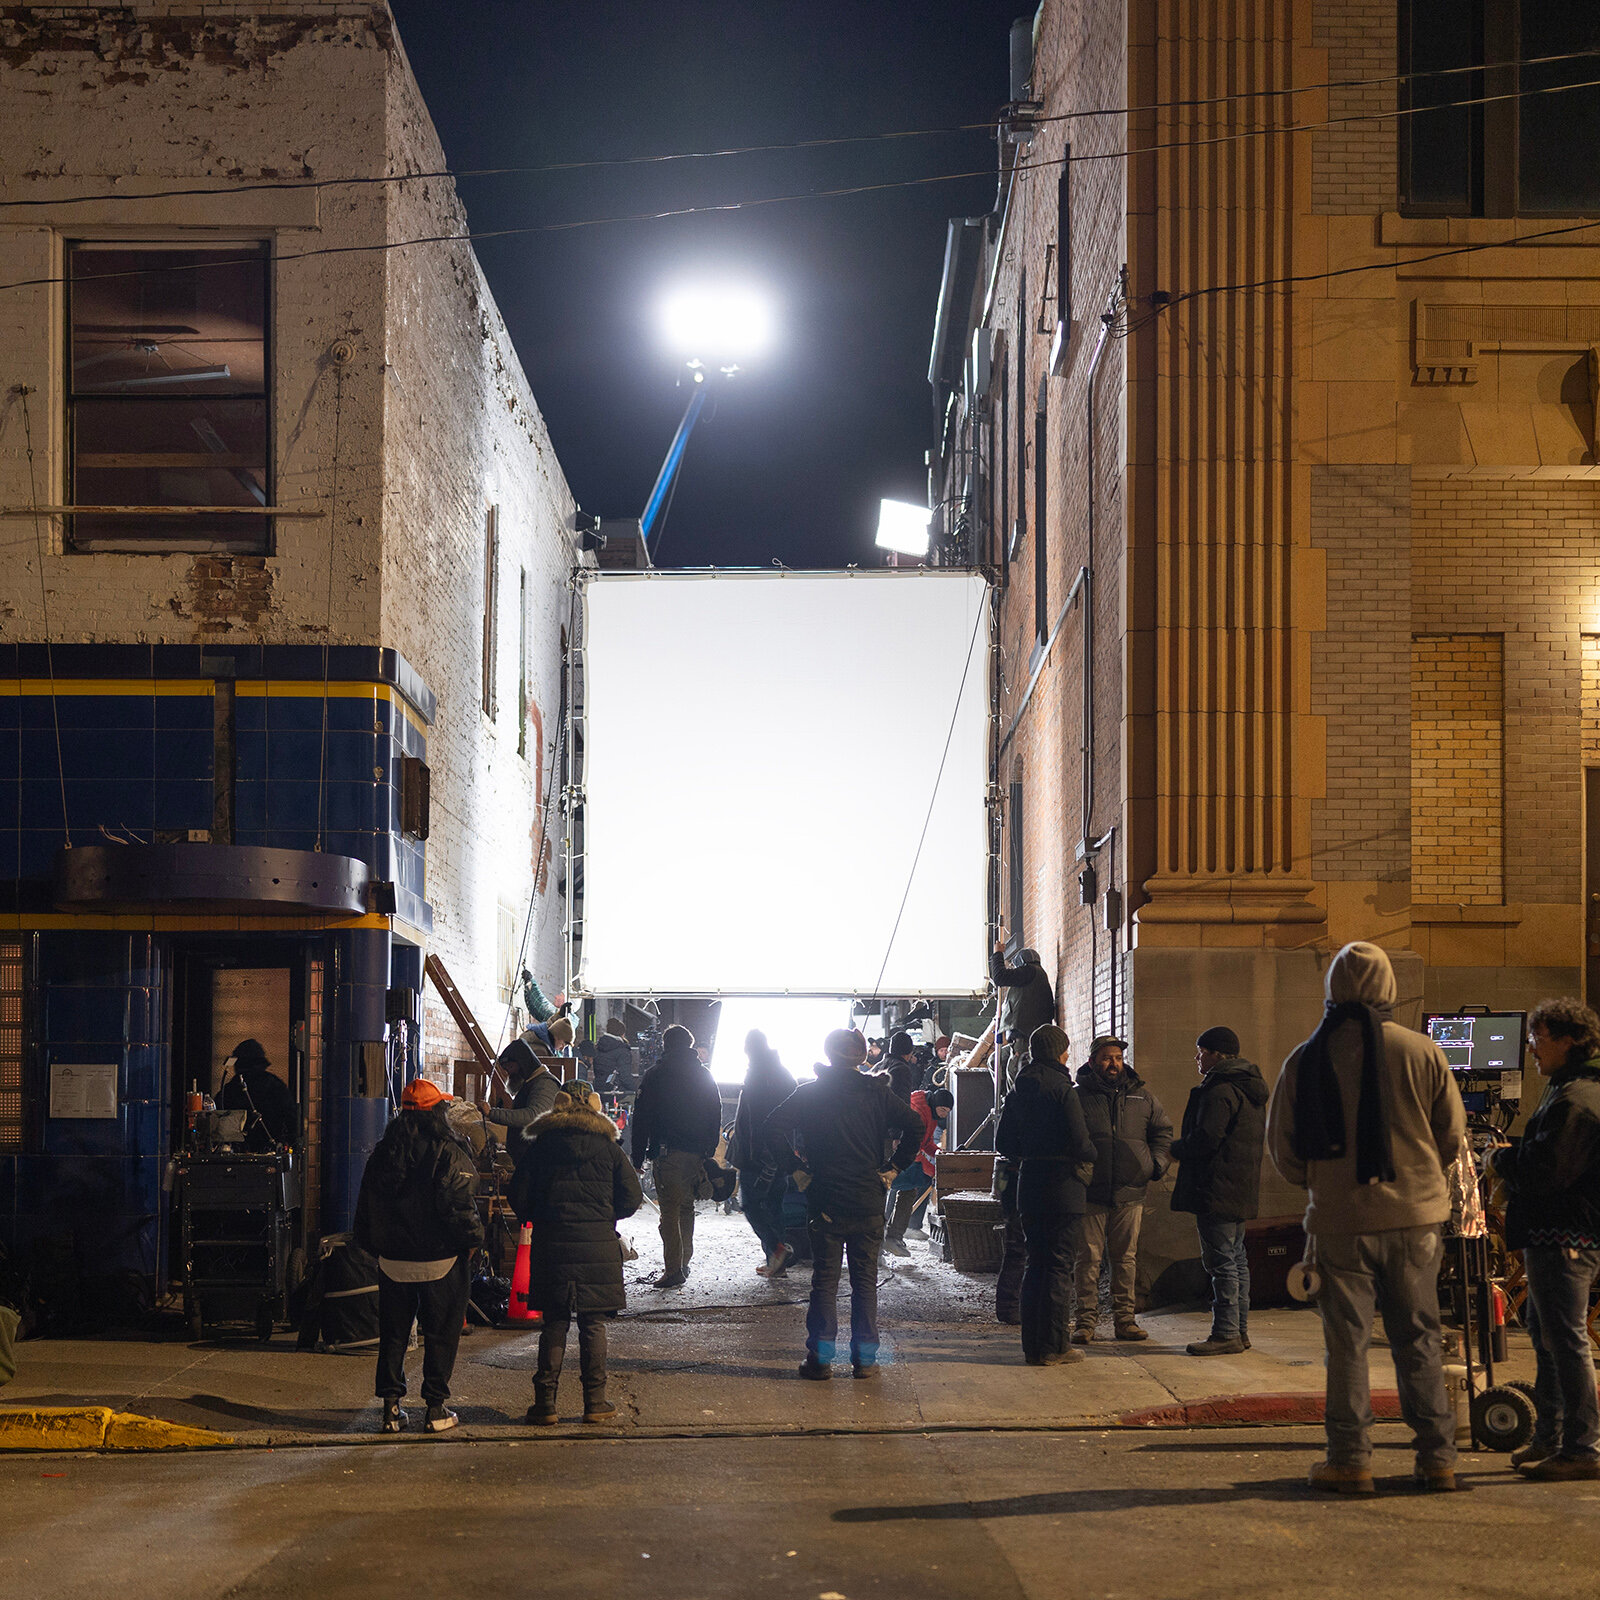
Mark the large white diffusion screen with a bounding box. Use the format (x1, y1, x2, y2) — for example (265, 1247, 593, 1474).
(578, 571, 988, 995)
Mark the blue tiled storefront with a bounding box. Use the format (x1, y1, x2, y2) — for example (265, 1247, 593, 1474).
(0, 645, 435, 1323)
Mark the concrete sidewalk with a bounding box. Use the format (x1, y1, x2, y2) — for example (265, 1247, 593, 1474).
(0, 1209, 1531, 1448)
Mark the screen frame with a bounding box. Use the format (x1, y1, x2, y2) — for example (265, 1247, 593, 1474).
(1422, 1010, 1527, 1076)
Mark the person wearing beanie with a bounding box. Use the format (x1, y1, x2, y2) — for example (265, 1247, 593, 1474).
(883, 1086, 954, 1255)
(995, 1024, 1098, 1365)
(481, 1034, 564, 1154)
(989, 932, 1057, 1084)
(882, 1030, 920, 1103)
(1267, 941, 1465, 1494)
(1171, 1027, 1269, 1356)
(508, 1086, 644, 1426)
(353, 1078, 484, 1434)
(1073, 1035, 1172, 1342)
(628, 1024, 723, 1288)
(760, 1027, 922, 1378)
(217, 1037, 298, 1151)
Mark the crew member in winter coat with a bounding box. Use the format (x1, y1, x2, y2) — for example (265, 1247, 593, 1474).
(353, 1079, 485, 1434)
(883, 1087, 953, 1256)
(481, 1036, 563, 1153)
(629, 1025, 723, 1289)
(1490, 997, 1600, 1481)
(881, 1032, 920, 1104)
(761, 1028, 921, 1377)
(1267, 941, 1466, 1494)
(218, 1038, 298, 1151)
(1073, 1037, 1172, 1341)
(996, 1025, 1098, 1365)
(509, 1086, 644, 1426)
(1171, 1027, 1268, 1356)
(594, 1017, 638, 1093)
(729, 1030, 799, 1277)
(990, 932, 1056, 1084)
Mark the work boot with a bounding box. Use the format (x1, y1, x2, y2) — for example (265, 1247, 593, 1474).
(797, 1356, 832, 1381)
(1412, 1465, 1460, 1492)
(527, 1387, 558, 1427)
(1114, 1320, 1149, 1342)
(1308, 1460, 1375, 1494)
(582, 1399, 617, 1425)
(653, 1271, 687, 1289)
(852, 1361, 879, 1379)
(1038, 1349, 1085, 1366)
(1511, 1441, 1556, 1470)
(423, 1404, 458, 1433)
(1071, 1324, 1095, 1344)
(1185, 1336, 1247, 1356)
(997, 1306, 1023, 1327)
(1521, 1454, 1600, 1482)
(379, 1399, 407, 1434)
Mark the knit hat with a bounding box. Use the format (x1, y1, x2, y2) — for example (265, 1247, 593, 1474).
(546, 1016, 575, 1050)
(925, 1087, 955, 1114)
(1029, 1023, 1072, 1061)
(824, 1028, 869, 1067)
(230, 1038, 271, 1070)
(662, 1024, 695, 1051)
(401, 1078, 451, 1110)
(888, 1030, 916, 1058)
(1197, 1026, 1240, 1057)
(1016, 948, 1041, 967)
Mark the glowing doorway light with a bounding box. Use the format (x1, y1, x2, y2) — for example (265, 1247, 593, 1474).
(708, 996, 857, 1087)
(658, 283, 775, 363)
(875, 497, 932, 557)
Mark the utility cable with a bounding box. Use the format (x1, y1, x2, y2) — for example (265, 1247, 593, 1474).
(17, 389, 70, 851)
(867, 594, 987, 1009)
(0, 44, 1594, 214)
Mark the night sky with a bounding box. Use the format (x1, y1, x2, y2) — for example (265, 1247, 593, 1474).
(387, 1, 1027, 568)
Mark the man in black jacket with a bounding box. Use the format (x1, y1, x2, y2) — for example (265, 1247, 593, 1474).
(761, 1028, 921, 1378)
(990, 934, 1056, 1085)
(1074, 1036, 1173, 1342)
(218, 1038, 298, 1151)
(594, 1018, 638, 1093)
(353, 1078, 485, 1434)
(1491, 997, 1600, 1481)
(996, 1024, 1098, 1365)
(1171, 1026, 1268, 1356)
(629, 1025, 723, 1289)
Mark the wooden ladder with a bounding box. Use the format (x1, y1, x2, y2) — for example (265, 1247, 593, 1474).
(423, 953, 497, 1070)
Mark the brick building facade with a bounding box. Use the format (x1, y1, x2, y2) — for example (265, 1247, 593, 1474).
(0, 3, 575, 1315)
(931, 0, 1600, 1296)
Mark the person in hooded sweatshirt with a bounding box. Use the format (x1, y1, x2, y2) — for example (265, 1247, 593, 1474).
(1171, 1026, 1269, 1356)
(353, 1079, 485, 1434)
(1267, 941, 1466, 1494)
(729, 1029, 799, 1277)
(1073, 1036, 1172, 1342)
(629, 1025, 723, 1289)
(761, 1028, 921, 1379)
(509, 1084, 644, 1426)
(995, 1024, 1098, 1365)
(480, 1034, 563, 1155)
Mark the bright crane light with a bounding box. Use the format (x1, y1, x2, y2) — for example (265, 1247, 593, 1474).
(658, 284, 775, 362)
(875, 498, 932, 557)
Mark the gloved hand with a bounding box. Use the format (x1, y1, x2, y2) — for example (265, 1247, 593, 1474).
(878, 1167, 899, 1191)
(792, 1169, 812, 1192)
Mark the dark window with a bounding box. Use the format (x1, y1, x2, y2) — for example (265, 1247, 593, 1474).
(0, 940, 21, 1151)
(400, 756, 431, 840)
(1013, 271, 1027, 562)
(481, 507, 499, 720)
(1007, 781, 1025, 945)
(1056, 156, 1072, 333)
(1400, 1, 1600, 215)
(67, 242, 269, 551)
(997, 336, 1010, 570)
(1033, 387, 1048, 646)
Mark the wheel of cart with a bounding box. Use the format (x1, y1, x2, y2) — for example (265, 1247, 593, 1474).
(1472, 1385, 1536, 1451)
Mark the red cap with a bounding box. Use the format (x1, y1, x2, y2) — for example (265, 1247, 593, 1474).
(401, 1078, 452, 1110)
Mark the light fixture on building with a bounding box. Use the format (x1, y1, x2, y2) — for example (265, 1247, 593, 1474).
(875, 498, 932, 557)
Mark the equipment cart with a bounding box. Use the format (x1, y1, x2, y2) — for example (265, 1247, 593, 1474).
(179, 1151, 301, 1341)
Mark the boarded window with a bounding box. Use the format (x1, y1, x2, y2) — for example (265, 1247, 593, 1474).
(0, 941, 22, 1150)
(1411, 634, 1504, 904)
(67, 242, 270, 551)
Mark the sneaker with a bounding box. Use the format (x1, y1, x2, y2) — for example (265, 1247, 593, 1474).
(1308, 1460, 1375, 1494)
(1185, 1337, 1247, 1356)
(653, 1271, 687, 1289)
(1511, 1441, 1556, 1470)
(1521, 1454, 1600, 1482)
(797, 1356, 832, 1381)
(882, 1236, 911, 1258)
(423, 1404, 458, 1433)
(582, 1400, 617, 1425)
(1071, 1326, 1094, 1344)
(379, 1399, 407, 1434)
(525, 1401, 558, 1427)
(1114, 1321, 1150, 1342)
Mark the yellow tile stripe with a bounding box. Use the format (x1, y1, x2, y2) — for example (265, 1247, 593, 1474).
(0, 679, 213, 696)
(236, 681, 429, 735)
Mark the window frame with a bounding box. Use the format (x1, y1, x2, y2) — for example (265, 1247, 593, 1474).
(63, 237, 275, 554)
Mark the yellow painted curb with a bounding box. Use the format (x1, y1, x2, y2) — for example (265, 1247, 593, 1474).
(0, 1405, 232, 1451)
(104, 1412, 233, 1450)
(0, 1406, 113, 1450)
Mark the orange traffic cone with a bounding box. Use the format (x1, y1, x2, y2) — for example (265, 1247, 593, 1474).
(508, 1222, 540, 1324)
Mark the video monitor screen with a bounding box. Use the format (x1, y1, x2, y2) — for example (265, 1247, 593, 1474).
(1423, 1012, 1526, 1075)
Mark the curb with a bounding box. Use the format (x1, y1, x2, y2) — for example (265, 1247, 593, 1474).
(1116, 1390, 1404, 1428)
(0, 1406, 233, 1452)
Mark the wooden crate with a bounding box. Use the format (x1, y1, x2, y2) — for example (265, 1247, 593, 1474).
(935, 1150, 995, 1203)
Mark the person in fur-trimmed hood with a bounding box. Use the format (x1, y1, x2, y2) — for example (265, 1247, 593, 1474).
(509, 1085, 644, 1426)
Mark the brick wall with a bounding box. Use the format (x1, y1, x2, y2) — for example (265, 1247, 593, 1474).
(1410, 634, 1504, 904)
(1311, 465, 1411, 881)
(1311, 0, 1396, 214)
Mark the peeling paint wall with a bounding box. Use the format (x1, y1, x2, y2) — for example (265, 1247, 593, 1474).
(0, 2, 575, 1049)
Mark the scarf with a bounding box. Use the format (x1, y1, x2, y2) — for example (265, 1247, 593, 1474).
(1291, 1000, 1396, 1185)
